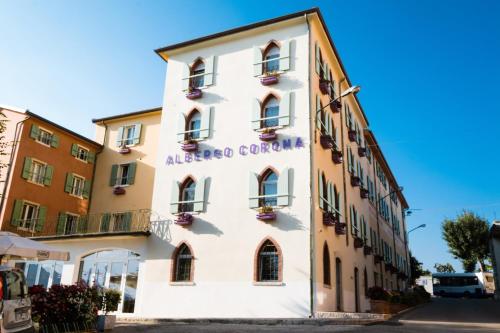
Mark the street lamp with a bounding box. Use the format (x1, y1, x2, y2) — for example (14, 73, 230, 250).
(378, 186, 404, 204)
(316, 85, 361, 119)
(407, 224, 426, 234)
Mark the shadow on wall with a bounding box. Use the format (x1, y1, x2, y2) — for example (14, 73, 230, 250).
(270, 211, 306, 231)
(190, 217, 224, 236)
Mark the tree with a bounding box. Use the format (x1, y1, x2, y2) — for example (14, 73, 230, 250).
(442, 211, 490, 272)
(434, 263, 455, 273)
(410, 253, 430, 284)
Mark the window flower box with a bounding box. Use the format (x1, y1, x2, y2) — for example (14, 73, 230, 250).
(175, 213, 193, 226)
(119, 146, 131, 154)
(332, 150, 343, 164)
(113, 187, 126, 195)
(330, 100, 341, 113)
(186, 88, 202, 100)
(256, 206, 276, 221)
(363, 244, 373, 256)
(384, 262, 394, 272)
(354, 236, 364, 248)
(323, 211, 339, 226)
(351, 175, 361, 187)
(320, 134, 334, 149)
(348, 130, 357, 142)
(259, 129, 277, 142)
(358, 147, 367, 157)
(360, 187, 369, 199)
(374, 254, 383, 264)
(391, 266, 398, 274)
(260, 72, 280, 86)
(319, 79, 330, 95)
(335, 222, 347, 235)
(181, 140, 198, 152)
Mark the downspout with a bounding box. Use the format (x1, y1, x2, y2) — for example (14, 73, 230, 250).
(87, 122, 107, 214)
(305, 13, 315, 319)
(0, 115, 30, 218)
(371, 154, 384, 286)
(338, 78, 349, 247)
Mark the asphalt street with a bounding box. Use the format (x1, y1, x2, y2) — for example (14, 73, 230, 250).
(115, 297, 500, 333)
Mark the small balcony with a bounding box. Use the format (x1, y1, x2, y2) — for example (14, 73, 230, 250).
(358, 147, 366, 157)
(320, 134, 335, 149)
(335, 222, 347, 235)
(331, 149, 343, 164)
(16, 210, 152, 240)
(360, 187, 369, 199)
(353, 236, 364, 249)
(348, 130, 357, 142)
(319, 79, 330, 95)
(186, 88, 202, 100)
(260, 73, 280, 86)
(351, 175, 361, 187)
(256, 206, 276, 221)
(323, 211, 339, 226)
(363, 244, 373, 256)
(374, 253, 383, 264)
(330, 100, 341, 113)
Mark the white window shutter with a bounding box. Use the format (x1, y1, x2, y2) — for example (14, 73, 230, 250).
(315, 42, 321, 74)
(193, 177, 206, 212)
(204, 56, 215, 86)
(177, 113, 186, 143)
(253, 46, 263, 76)
(182, 63, 190, 91)
(277, 167, 290, 206)
(249, 172, 259, 208)
(200, 106, 213, 139)
(133, 123, 142, 145)
(318, 170, 324, 210)
(252, 99, 261, 130)
(278, 92, 291, 126)
(116, 126, 124, 147)
(279, 39, 291, 71)
(170, 181, 180, 214)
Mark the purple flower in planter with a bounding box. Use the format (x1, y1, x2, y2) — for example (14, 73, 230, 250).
(322, 211, 339, 226)
(335, 222, 346, 235)
(360, 187, 369, 199)
(119, 147, 131, 154)
(351, 175, 361, 187)
(186, 88, 202, 100)
(332, 150, 343, 164)
(354, 237, 364, 248)
(358, 147, 367, 157)
(256, 209, 277, 221)
(260, 75, 279, 86)
(348, 130, 357, 142)
(320, 134, 334, 149)
(181, 141, 198, 152)
(319, 80, 330, 95)
(113, 187, 126, 195)
(176, 213, 194, 226)
(363, 245, 373, 256)
(259, 130, 277, 142)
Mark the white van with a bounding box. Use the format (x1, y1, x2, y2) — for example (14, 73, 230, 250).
(0, 266, 34, 333)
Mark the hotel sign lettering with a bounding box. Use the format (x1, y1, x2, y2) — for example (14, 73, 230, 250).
(166, 137, 305, 166)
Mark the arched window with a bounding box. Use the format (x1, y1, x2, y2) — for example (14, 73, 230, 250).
(323, 243, 331, 286)
(190, 59, 205, 88)
(263, 43, 280, 73)
(186, 110, 201, 140)
(261, 96, 279, 128)
(179, 177, 196, 212)
(260, 169, 278, 207)
(257, 240, 280, 282)
(173, 243, 193, 282)
(335, 257, 343, 311)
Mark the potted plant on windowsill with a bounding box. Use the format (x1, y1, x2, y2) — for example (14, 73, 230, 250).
(358, 146, 367, 157)
(118, 144, 131, 154)
(319, 79, 330, 95)
(351, 174, 361, 187)
(113, 186, 126, 195)
(260, 70, 280, 86)
(259, 128, 277, 141)
(330, 100, 341, 113)
(319, 134, 334, 149)
(186, 86, 202, 100)
(331, 149, 343, 164)
(354, 236, 364, 248)
(348, 129, 357, 142)
(256, 206, 276, 221)
(374, 253, 383, 264)
(97, 288, 121, 332)
(360, 187, 369, 199)
(385, 262, 394, 272)
(181, 139, 198, 152)
(364, 244, 373, 256)
(175, 212, 194, 226)
(323, 211, 339, 226)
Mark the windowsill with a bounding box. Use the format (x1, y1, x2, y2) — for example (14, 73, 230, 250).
(113, 184, 130, 188)
(253, 281, 284, 286)
(26, 180, 45, 187)
(35, 140, 52, 148)
(169, 281, 195, 286)
(69, 193, 84, 199)
(323, 284, 332, 289)
(75, 158, 89, 163)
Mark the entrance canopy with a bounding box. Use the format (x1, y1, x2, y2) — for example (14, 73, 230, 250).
(0, 232, 70, 261)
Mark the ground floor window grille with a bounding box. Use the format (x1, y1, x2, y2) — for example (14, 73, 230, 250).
(258, 241, 279, 281)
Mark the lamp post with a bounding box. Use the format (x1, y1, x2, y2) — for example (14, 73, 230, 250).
(408, 224, 426, 234)
(315, 85, 361, 120)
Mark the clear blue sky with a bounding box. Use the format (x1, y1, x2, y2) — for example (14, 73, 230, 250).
(1, 0, 499, 272)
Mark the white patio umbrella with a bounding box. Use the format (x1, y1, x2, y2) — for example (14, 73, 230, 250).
(0, 232, 69, 261)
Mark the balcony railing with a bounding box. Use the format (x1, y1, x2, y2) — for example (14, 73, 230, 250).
(14, 209, 152, 239)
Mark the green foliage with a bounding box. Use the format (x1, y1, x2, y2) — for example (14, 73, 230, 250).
(367, 286, 389, 301)
(442, 211, 490, 272)
(410, 253, 429, 284)
(98, 288, 122, 315)
(434, 262, 455, 273)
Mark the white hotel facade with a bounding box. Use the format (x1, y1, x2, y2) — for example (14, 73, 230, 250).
(21, 8, 410, 319)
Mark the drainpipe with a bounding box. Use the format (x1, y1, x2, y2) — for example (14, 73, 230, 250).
(305, 13, 315, 319)
(371, 153, 384, 286)
(338, 78, 349, 247)
(86, 122, 107, 215)
(0, 115, 30, 219)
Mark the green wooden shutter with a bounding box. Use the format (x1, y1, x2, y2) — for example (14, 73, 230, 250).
(36, 206, 47, 232)
(82, 179, 91, 199)
(200, 107, 213, 139)
(22, 157, 32, 179)
(248, 172, 259, 208)
(124, 212, 132, 231)
(127, 162, 137, 185)
(71, 144, 79, 157)
(132, 124, 142, 145)
(30, 124, 40, 139)
(252, 99, 261, 130)
(43, 165, 53, 186)
(279, 39, 290, 71)
(204, 56, 214, 86)
(278, 92, 291, 127)
(50, 134, 59, 148)
(64, 173, 74, 193)
(323, 63, 329, 81)
(327, 182, 334, 212)
(253, 46, 263, 76)
(116, 127, 124, 147)
(87, 152, 95, 164)
(277, 167, 290, 206)
(318, 170, 324, 210)
(11, 200, 23, 226)
(193, 177, 206, 212)
(100, 213, 111, 232)
(109, 164, 118, 186)
(77, 215, 88, 233)
(316, 95, 322, 130)
(170, 181, 180, 214)
(56, 213, 67, 235)
(315, 42, 321, 75)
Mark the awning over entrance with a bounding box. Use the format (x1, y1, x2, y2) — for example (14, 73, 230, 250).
(0, 232, 70, 261)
